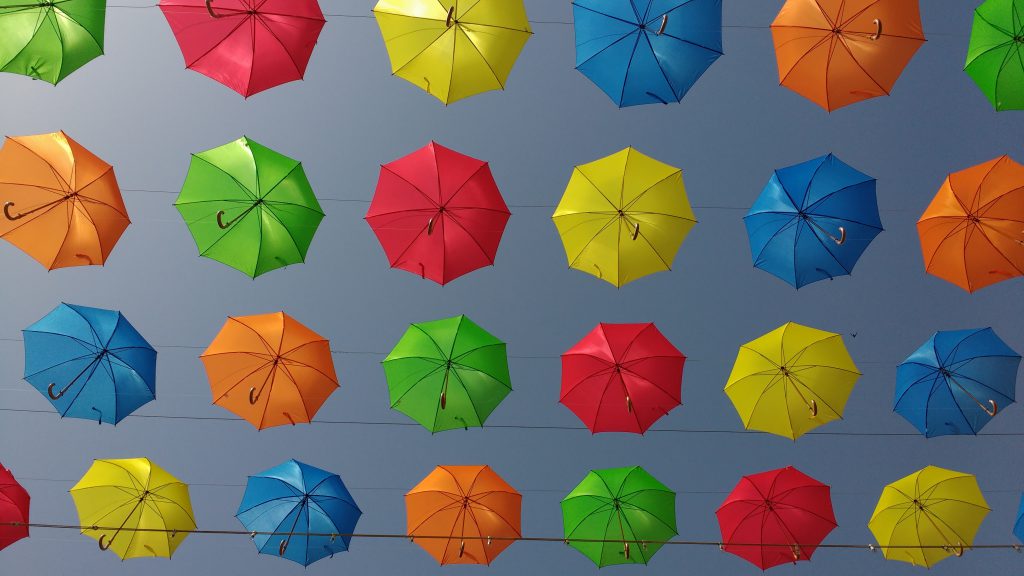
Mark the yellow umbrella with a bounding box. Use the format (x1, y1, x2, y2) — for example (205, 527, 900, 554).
(724, 322, 860, 439)
(552, 147, 696, 287)
(372, 0, 532, 104)
(868, 466, 989, 567)
(70, 458, 196, 559)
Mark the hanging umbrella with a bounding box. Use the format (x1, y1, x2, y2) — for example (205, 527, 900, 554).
(23, 303, 156, 425)
(725, 322, 860, 440)
(745, 153, 882, 288)
(406, 465, 521, 565)
(560, 322, 685, 434)
(716, 466, 836, 569)
(237, 459, 361, 566)
(868, 465, 989, 567)
(175, 136, 324, 278)
(553, 147, 697, 287)
(372, 0, 532, 104)
(562, 466, 676, 566)
(365, 142, 511, 285)
(0, 131, 130, 270)
(965, 0, 1024, 110)
(918, 155, 1024, 292)
(770, 0, 925, 111)
(0, 464, 29, 552)
(1015, 494, 1024, 544)
(0, 0, 105, 84)
(158, 0, 326, 97)
(572, 0, 722, 107)
(70, 458, 196, 559)
(383, 315, 511, 432)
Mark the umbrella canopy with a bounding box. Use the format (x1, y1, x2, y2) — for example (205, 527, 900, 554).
(23, 303, 156, 425)
(725, 322, 860, 440)
(383, 315, 511, 432)
(70, 458, 196, 559)
(158, 0, 326, 97)
(562, 466, 676, 566)
(770, 0, 925, 111)
(744, 153, 882, 288)
(868, 465, 989, 567)
(406, 465, 521, 565)
(560, 322, 685, 434)
(200, 312, 338, 430)
(175, 136, 324, 278)
(965, 0, 1024, 110)
(716, 466, 836, 570)
(572, 0, 722, 107)
(0, 0, 105, 84)
(236, 459, 361, 567)
(918, 155, 1024, 292)
(0, 131, 129, 270)
(553, 147, 696, 287)
(372, 0, 532, 104)
(0, 464, 29, 552)
(365, 142, 511, 285)
(895, 328, 1020, 437)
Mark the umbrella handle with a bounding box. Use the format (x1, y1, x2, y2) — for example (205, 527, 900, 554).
(632, 223, 640, 241)
(626, 395, 632, 413)
(657, 14, 668, 35)
(624, 541, 630, 559)
(249, 387, 260, 405)
(206, 0, 221, 18)
(427, 216, 435, 235)
(445, 6, 455, 27)
(791, 544, 801, 562)
(3, 202, 22, 221)
(98, 534, 113, 551)
(458, 540, 465, 557)
(835, 226, 846, 245)
(47, 382, 65, 400)
(279, 540, 288, 555)
(944, 542, 964, 557)
(808, 399, 818, 418)
(984, 400, 998, 417)
(870, 19, 881, 40)
(216, 210, 232, 229)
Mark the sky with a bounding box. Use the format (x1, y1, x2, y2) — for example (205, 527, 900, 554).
(1, 0, 1024, 575)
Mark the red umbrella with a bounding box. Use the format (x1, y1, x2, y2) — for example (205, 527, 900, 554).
(0, 464, 29, 552)
(560, 323, 684, 434)
(716, 466, 836, 570)
(365, 142, 511, 285)
(158, 0, 326, 97)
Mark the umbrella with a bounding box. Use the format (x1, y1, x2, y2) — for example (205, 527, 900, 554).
(372, 0, 532, 104)
(236, 459, 361, 566)
(158, 0, 326, 97)
(868, 465, 989, 567)
(0, 131, 129, 270)
(770, 0, 925, 111)
(561, 466, 676, 566)
(716, 466, 836, 569)
(23, 303, 156, 425)
(70, 458, 196, 559)
(725, 322, 860, 440)
(406, 465, 521, 565)
(965, 0, 1024, 110)
(744, 153, 882, 288)
(1015, 494, 1024, 544)
(0, 464, 29, 552)
(383, 315, 511, 432)
(365, 142, 511, 285)
(917, 155, 1024, 292)
(552, 147, 697, 287)
(572, 0, 722, 107)
(0, 0, 104, 84)
(560, 322, 685, 434)
(175, 136, 325, 278)
(895, 328, 1020, 437)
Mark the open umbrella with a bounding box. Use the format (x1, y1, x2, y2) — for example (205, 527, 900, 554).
(0, 0, 105, 84)
(966, 0, 1024, 110)
(553, 147, 696, 287)
(23, 303, 156, 425)
(0, 464, 29, 552)
(770, 0, 925, 111)
(158, 0, 326, 97)
(572, 0, 722, 107)
(365, 142, 511, 285)
(236, 459, 361, 567)
(744, 153, 882, 288)
(0, 131, 129, 270)
(406, 465, 521, 565)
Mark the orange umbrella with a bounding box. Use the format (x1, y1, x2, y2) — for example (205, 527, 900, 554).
(770, 0, 925, 111)
(406, 465, 521, 565)
(0, 131, 130, 269)
(200, 312, 338, 429)
(918, 155, 1024, 293)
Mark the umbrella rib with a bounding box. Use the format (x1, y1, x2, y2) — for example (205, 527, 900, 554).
(440, 161, 489, 206)
(186, 155, 259, 202)
(976, 223, 1024, 273)
(571, 168, 621, 211)
(618, 33, 643, 105)
(448, 367, 486, 425)
(253, 16, 304, 80)
(185, 15, 253, 69)
(57, 350, 106, 417)
(23, 349, 100, 379)
(620, 169, 684, 213)
(0, 9, 52, 81)
(777, 33, 833, 91)
(566, 216, 618, 270)
(445, 211, 497, 264)
(54, 3, 102, 57)
(389, 364, 447, 408)
(459, 25, 507, 89)
(274, 361, 314, 422)
(640, 31, 682, 101)
(210, 362, 273, 404)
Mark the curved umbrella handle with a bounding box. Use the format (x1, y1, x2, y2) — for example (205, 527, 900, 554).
(626, 395, 632, 413)
(99, 534, 113, 551)
(791, 544, 801, 562)
(279, 539, 288, 556)
(984, 400, 998, 417)
(623, 541, 630, 559)
(808, 399, 818, 418)
(632, 222, 640, 241)
(47, 383, 65, 400)
(657, 14, 668, 35)
(946, 542, 964, 557)
(3, 202, 22, 221)
(249, 386, 260, 405)
(445, 6, 455, 27)
(458, 540, 465, 557)
(427, 216, 435, 235)
(835, 226, 846, 245)
(206, 0, 221, 18)
(440, 389, 447, 410)
(870, 18, 881, 40)
(216, 210, 232, 229)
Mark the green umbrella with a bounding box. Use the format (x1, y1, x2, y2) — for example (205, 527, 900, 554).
(965, 0, 1024, 110)
(0, 0, 105, 84)
(175, 136, 324, 278)
(561, 466, 677, 567)
(382, 315, 511, 433)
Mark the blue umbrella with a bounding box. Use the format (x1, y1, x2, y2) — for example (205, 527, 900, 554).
(573, 0, 722, 107)
(22, 303, 156, 425)
(895, 328, 1021, 438)
(744, 153, 882, 288)
(1015, 494, 1024, 544)
(236, 459, 361, 567)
